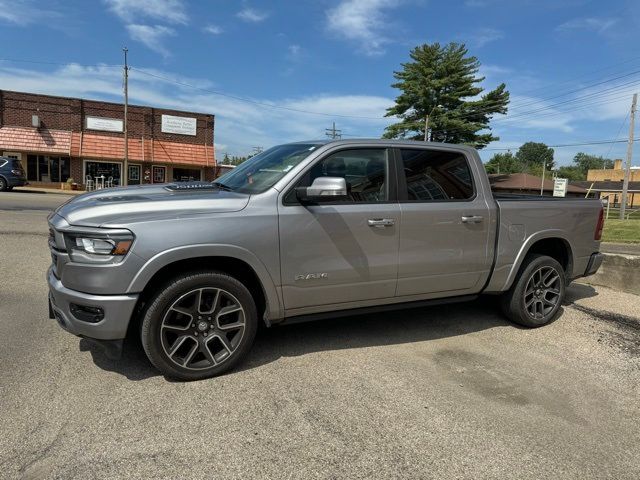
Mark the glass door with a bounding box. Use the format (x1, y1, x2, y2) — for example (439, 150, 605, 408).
(152, 166, 166, 183)
(128, 165, 141, 185)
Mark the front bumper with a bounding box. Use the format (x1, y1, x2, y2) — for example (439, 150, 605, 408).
(47, 267, 139, 340)
(583, 252, 604, 277)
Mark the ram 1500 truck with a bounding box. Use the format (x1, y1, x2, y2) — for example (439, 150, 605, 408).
(47, 140, 604, 380)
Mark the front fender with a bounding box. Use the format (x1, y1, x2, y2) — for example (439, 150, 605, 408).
(126, 244, 283, 321)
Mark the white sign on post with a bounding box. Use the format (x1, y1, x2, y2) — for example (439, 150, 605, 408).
(85, 116, 123, 132)
(161, 114, 197, 136)
(553, 178, 568, 197)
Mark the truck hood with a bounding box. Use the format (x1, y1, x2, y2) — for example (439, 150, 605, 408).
(55, 183, 250, 227)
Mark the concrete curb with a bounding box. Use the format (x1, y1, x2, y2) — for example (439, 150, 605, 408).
(12, 187, 83, 196)
(578, 253, 640, 296)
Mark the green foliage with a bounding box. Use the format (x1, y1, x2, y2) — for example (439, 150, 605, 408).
(221, 153, 249, 166)
(555, 165, 584, 181)
(515, 142, 555, 170)
(484, 152, 521, 174)
(572, 152, 613, 176)
(383, 42, 509, 148)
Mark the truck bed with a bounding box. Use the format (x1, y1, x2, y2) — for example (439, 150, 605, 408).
(483, 195, 603, 293)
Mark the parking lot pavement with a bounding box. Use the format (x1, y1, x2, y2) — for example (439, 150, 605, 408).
(1, 194, 639, 479)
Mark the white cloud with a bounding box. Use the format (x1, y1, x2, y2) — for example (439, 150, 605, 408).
(0, 0, 60, 25)
(126, 24, 176, 57)
(466, 27, 504, 48)
(236, 7, 269, 23)
(556, 17, 618, 34)
(103, 0, 188, 24)
(203, 24, 223, 35)
(0, 63, 392, 156)
(326, 0, 401, 56)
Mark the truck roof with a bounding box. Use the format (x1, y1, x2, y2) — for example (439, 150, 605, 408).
(290, 138, 478, 154)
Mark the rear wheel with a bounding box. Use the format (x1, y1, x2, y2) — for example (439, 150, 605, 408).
(501, 254, 565, 328)
(141, 271, 258, 380)
(0, 177, 7, 191)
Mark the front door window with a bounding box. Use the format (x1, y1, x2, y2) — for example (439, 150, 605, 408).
(152, 166, 166, 183)
(128, 165, 141, 185)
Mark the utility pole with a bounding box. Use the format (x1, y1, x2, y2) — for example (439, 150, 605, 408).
(424, 115, 429, 142)
(620, 93, 637, 219)
(325, 122, 342, 139)
(122, 47, 129, 186)
(540, 160, 546, 196)
(251, 146, 263, 156)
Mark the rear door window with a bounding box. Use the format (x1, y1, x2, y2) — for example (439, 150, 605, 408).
(399, 149, 474, 201)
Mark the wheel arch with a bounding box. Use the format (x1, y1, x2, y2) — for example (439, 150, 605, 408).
(503, 232, 574, 291)
(128, 245, 283, 326)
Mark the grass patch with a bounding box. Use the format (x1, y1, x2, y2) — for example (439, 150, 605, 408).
(602, 218, 640, 243)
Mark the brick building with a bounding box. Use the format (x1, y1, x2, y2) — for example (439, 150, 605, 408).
(583, 159, 640, 207)
(0, 90, 215, 189)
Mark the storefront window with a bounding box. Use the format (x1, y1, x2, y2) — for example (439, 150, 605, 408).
(26, 155, 70, 182)
(128, 165, 141, 185)
(85, 161, 121, 186)
(173, 168, 202, 182)
(152, 166, 166, 183)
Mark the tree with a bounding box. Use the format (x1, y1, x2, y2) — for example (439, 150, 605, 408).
(572, 152, 613, 176)
(383, 42, 509, 148)
(515, 142, 555, 171)
(555, 165, 584, 181)
(484, 152, 522, 174)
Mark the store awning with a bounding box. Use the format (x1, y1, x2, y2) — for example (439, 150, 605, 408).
(0, 126, 71, 155)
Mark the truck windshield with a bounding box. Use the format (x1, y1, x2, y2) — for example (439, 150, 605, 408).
(214, 143, 321, 194)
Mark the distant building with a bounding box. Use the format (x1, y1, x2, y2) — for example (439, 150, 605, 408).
(0, 90, 215, 189)
(488, 173, 587, 197)
(581, 159, 640, 207)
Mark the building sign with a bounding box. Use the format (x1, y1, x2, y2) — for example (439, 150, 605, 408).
(85, 116, 123, 132)
(553, 178, 568, 197)
(161, 114, 197, 136)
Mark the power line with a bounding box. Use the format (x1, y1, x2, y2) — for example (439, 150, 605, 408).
(484, 138, 640, 151)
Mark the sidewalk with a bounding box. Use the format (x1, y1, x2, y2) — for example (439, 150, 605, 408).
(13, 186, 85, 196)
(601, 242, 640, 256)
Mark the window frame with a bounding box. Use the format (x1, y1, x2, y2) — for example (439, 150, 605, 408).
(282, 146, 398, 206)
(393, 147, 477, 203)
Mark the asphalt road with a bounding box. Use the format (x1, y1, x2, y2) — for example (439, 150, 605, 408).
(1, 192, 639, 479)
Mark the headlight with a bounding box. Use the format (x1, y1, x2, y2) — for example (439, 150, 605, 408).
(64, 230, 134, 264)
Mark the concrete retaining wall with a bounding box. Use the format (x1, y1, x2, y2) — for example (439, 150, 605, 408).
(578, 253, 640, 295)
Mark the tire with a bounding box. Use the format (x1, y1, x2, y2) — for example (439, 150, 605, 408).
(501, 254, 566, 328)
(141, 271, 258, 380)
(0, 177, 7, 192)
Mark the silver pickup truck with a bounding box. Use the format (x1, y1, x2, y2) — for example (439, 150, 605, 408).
(47, 140, 604, 380)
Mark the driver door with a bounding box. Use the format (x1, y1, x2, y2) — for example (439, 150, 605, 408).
(277, 148, 400, 313)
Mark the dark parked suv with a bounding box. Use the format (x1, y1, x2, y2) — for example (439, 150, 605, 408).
(0, 156, 27, 191)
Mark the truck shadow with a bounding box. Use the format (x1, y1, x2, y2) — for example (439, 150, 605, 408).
(81, 285, 595, 381)
(241, 297, 513, 374)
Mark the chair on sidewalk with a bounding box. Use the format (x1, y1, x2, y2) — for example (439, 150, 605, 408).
(105, 176, 114, 188)
(85, 175, 94, 191)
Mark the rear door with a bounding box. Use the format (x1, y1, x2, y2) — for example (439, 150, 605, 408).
(278, 147, 400, 312)
(395, 147, 493, 296)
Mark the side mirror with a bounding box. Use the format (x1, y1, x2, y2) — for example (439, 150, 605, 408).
(295, 177, 348, 203)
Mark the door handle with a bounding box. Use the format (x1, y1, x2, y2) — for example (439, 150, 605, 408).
(368, 218, 395, 228)
(461, 215, 484, 224)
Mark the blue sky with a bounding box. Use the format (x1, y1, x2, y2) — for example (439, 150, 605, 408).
(0, 0, 639, 165)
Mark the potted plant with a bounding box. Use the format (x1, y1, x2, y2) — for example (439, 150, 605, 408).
(66, 178, 78, 191)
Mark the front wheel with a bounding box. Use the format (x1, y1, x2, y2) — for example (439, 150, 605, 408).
(141, 271, 258, 380)
(501, 254, 566, 328)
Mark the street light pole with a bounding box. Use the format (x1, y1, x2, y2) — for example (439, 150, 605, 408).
(122, 47, 129, 187)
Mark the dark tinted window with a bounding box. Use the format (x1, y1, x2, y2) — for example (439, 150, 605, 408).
(289, 148, 388, 203)
(400, 149, 473, 201)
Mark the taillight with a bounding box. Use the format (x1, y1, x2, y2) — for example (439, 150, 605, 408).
(11, 169, 22, 175)
(594, 207, 604, 240)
